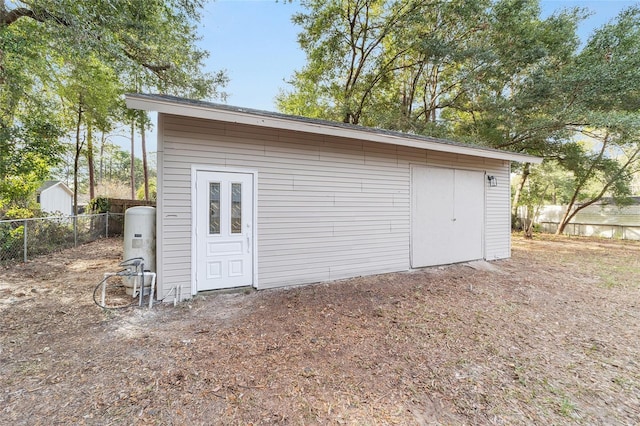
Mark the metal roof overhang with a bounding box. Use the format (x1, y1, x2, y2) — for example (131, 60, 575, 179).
(126, 94, 542, 164)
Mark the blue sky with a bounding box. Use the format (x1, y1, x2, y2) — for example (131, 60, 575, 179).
(199, 0, 639, 111)
(198, 1, 305, 111)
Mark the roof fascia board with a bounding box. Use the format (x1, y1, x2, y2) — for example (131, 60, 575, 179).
(60, 182, 73, 197)
(42, 182, 73, 196)
(126, 95, 542, 164)
(57, 183, 74, 196)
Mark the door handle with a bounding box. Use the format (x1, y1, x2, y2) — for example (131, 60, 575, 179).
(246, 234, 250, 253)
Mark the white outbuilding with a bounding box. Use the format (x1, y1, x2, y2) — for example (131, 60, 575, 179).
(36, 180, 74, 216)
(126, 94, 541, 301)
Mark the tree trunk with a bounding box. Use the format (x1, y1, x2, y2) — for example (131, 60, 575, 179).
(130, 120, 135, 200)
(556, 136, 610, 235)
(73, 96, 83, 216)
(511, 163, 530, 229)
(86, 125, 95, 200)
(140, 120, 149, 201)
(556, 206, 573, 235)
(523, 216, 534, 239)
(556, 160, 636, 235)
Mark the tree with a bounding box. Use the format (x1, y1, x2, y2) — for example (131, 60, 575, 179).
(0, 0, 227, 211)
(137, 177, 157, 202)
(280, 0, 438, 125)
(139, 113, 151, 201)
(0, 4, 64, 210)
(279, 0, 582, 139)
(0, 0, 226, 97)
(553, 121, 640, 235)
(451, 4, 640, 234)
(548, 6, 640, 233)
(0, 99, 63, 209)
(56, 56, 123, 214)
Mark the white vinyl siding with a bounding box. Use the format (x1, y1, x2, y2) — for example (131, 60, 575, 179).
(39, 185, 73, 216)
(485, 161, 512, 259)
(157, 114, 511, 298)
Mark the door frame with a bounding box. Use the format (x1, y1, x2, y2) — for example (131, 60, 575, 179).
(191, 165, 258, 294)
(409, 164, 486, 268)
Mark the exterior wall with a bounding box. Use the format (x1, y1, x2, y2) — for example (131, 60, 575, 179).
(155, 114, 166, 300)
(157, 114, 511, 299)
(485, 161, 512, 260)
(40, 185, 73, 216)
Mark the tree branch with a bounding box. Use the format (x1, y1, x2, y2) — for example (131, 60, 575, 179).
(122, 50, 172, 73)
(1, 7, 35, 26)
(0, 6, 69, 27)
(557, 134, 610, 233)
(2, 5, 171, 75)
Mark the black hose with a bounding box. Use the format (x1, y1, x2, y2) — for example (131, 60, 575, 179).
(93, 275, 137, 310)
(95, 257, 149, 310)
(119, 257, 144, 267)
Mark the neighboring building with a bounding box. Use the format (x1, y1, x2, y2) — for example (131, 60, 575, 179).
(36, 181, 73, 216)
(126, 94, 541, 302)
(536, 197, 640, 240)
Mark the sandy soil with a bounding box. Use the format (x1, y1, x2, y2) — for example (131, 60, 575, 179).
(1, 234, 639, 425)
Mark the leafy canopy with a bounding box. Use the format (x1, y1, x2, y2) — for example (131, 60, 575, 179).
(0, 0, 226, 211)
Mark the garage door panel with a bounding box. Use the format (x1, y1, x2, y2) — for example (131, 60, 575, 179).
(411, 166, 484, 268)
(452, 169, 484, 262)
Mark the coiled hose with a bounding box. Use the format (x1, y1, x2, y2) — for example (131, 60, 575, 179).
(93, 257, 145, 310)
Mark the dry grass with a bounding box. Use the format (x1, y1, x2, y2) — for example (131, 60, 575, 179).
(1, 234, 639, 425)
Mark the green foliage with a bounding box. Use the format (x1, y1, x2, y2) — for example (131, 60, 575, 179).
(1, 207, 37, 220)
(0, 0, 226, 208)
(58, 57, 124, 131)
(0, 224, 24, 261)
(136, 177, 157, 201)
(280, 0, 583, 142)
(0, 216, 78, 262)
(0, 97, 65, 208)
(281, 0, 454, 125)
(87, 197, 111, 214)
(81, 142, 154, 187)
(1, 0, 226, 99)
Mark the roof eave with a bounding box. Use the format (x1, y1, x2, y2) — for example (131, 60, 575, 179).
(46, 182, 73, 196)
(126, 94, 542, 164)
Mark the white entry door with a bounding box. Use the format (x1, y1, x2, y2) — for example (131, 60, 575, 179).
(196, 171, 254, 291)
(411, 166, 484, 267)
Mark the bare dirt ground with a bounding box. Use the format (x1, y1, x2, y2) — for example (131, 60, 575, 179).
(1, 234, 639, 425)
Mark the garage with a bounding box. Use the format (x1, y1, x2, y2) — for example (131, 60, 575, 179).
(125, 93, 541, 300)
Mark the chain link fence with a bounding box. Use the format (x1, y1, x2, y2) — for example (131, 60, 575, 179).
(0, 213, 124, 263)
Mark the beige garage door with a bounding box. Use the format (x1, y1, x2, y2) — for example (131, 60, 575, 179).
(411, 165, 484, 267)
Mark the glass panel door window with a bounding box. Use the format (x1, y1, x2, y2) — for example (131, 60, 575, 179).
(231, 183, 242, 234)
(209, 182, 221, 235)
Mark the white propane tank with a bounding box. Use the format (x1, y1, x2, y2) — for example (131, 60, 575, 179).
(123, 206, 156, 295)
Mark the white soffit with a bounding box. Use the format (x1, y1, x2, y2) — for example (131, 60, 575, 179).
(126, 94, 542, 164)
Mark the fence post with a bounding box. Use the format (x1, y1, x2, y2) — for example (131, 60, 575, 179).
(23, 220, 27, 262)
(105, 212, 109, 237)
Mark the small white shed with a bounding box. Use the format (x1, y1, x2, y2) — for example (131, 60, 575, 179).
(126, 94, 541, 301)
(36, 181, 73, 216)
